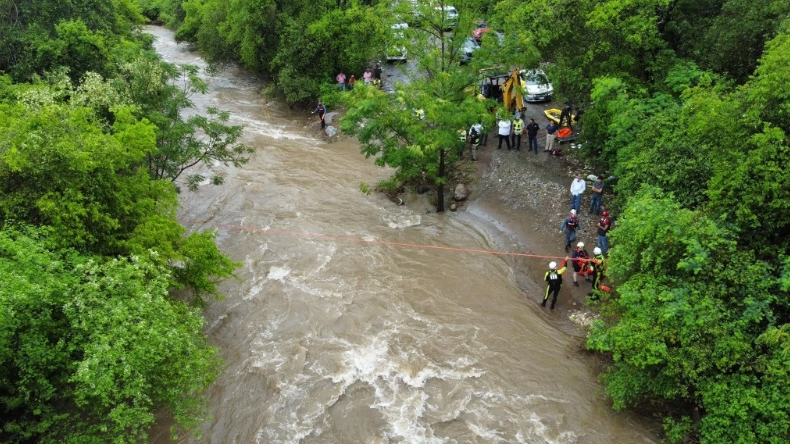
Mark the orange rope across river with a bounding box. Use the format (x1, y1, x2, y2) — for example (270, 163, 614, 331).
(180, 220, 589, 261)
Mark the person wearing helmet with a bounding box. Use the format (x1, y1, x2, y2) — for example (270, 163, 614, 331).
(588, 247, 606, 298)
(590, 176, 604, 215)
(597, 211, 611, 255)
(571, 241, 590, 287)
(543, 257, 570, 309)
(559, 209, 580, 253)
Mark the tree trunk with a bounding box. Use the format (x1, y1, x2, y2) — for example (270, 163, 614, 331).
(437, 149, 446, 212)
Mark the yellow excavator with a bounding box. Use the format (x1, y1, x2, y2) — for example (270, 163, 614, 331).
(476, 68, 525, 115)
(500, 69, 525, 115)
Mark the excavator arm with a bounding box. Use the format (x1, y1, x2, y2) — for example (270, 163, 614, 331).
(501, 69, 525, 114)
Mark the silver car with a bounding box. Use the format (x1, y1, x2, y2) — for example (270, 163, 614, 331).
(522, 69, 553, 102)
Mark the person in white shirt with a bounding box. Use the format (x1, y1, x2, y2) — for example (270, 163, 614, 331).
(497, 118, 512, 150)
(570, 174, 586, 212)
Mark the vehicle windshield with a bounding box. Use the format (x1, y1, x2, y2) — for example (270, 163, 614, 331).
(525, 72, 549, 85)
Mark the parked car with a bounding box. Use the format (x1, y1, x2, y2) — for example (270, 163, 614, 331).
(522, 69, 554, 103)
(460, 37, 479, 64)
(386, 23, 409, 62)
(472, 20, 491, 41)
(434, 5, 458, 30)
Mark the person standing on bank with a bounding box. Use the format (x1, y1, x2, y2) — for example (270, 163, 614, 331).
(311, 100, 327, 129)
(497, 116, 512, 150)
(526, 118, 540, 154)
(348, 74, 356, 90)
(363, 68, 372, 85)
(590, 176, 604, 215)
(571, 241, 590, 287)
(511, 114, 524, 151)
(570, 174, 586, 212)
(545, 119, 558, 152)
(457, 127, 468, 159)
(336, 71, 346, 91)
(559, 209, 580, 253)
(597, 211, 611, 255)
(588, 247, 605, 297)
(543, 258, 569, 309)
(469, 124, 481, 161)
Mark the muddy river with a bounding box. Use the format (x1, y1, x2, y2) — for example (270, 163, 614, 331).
(146, 26, 658, 444)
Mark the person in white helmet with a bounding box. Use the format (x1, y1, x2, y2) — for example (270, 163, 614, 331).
(588, 247, 605, 297)
(543, 257, 569, 309)
(571, 241, 590, 287)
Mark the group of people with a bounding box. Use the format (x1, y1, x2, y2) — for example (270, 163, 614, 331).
(545, 174, 612, 310)
(335, 64, 383, 91)
(492, 111, 562, 155)
(455, 109, 567, 162)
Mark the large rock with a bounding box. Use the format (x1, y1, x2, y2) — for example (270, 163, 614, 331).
(325, 126, 338, 137)
(453, 183, 469, 201)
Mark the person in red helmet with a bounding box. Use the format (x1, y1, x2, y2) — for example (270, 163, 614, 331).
(597, 211, 611, 255)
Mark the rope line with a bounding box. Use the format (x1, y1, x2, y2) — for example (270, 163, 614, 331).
(182, 220, 601, 262)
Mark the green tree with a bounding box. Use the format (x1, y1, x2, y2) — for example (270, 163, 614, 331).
(588, 187, 790, 443)
(0, 228, 221, 443)
(0, 82, 238, 303)
(340, 1, 489, 212)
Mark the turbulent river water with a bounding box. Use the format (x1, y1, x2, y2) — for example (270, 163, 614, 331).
(146, 26, 659, 444)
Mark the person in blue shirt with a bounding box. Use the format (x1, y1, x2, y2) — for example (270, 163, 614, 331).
(545, 120, 558, 153)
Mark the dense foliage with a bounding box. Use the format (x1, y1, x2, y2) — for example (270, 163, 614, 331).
(0, 1, 249, 442)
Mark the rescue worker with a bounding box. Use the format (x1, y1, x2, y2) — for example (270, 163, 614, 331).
(311, 100, 327, 129)
(468, 124, 481, 161)
(559, 209, 580, 253)
(571, 241, 590, 287)
(511, 114, 524, 151)
(457, 127, 468, 158)
(559, 102, 573, 129)
(588, 247, 605, 297)
(543, 258, 569, 309)
(598, 211, 611, 255)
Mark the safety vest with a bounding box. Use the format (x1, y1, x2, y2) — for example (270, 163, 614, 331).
(513, 119, 523, 133)
(545, 269, 562, 286)
(566, 215, 578, 231)
(458, 129, 467, 142)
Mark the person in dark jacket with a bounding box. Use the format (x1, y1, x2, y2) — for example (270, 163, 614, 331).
(311, 100, 327, 129)
(543, 258, 569, 309)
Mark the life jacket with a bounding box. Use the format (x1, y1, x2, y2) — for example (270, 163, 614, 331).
(566, 215, 578, 231)
(598, 216, 611, 235)
(470, 128, 480, 146)
(574, 248, 589, 267)
(513, 119, 523, 133)
(545, 269, 562, 285)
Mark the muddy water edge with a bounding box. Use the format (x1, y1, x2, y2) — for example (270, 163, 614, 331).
(145, 26, 660, 444)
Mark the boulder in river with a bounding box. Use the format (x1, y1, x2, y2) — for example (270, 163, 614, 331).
(325, 126, 338, 137)
(453, 183, 469, 201)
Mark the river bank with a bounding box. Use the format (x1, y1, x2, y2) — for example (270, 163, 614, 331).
(313, 105, 607, 336)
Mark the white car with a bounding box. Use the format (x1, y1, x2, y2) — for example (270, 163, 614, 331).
(386, 23, 409, 62)
(522, 69, 553, 103)
(434, 5, 458, 30)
